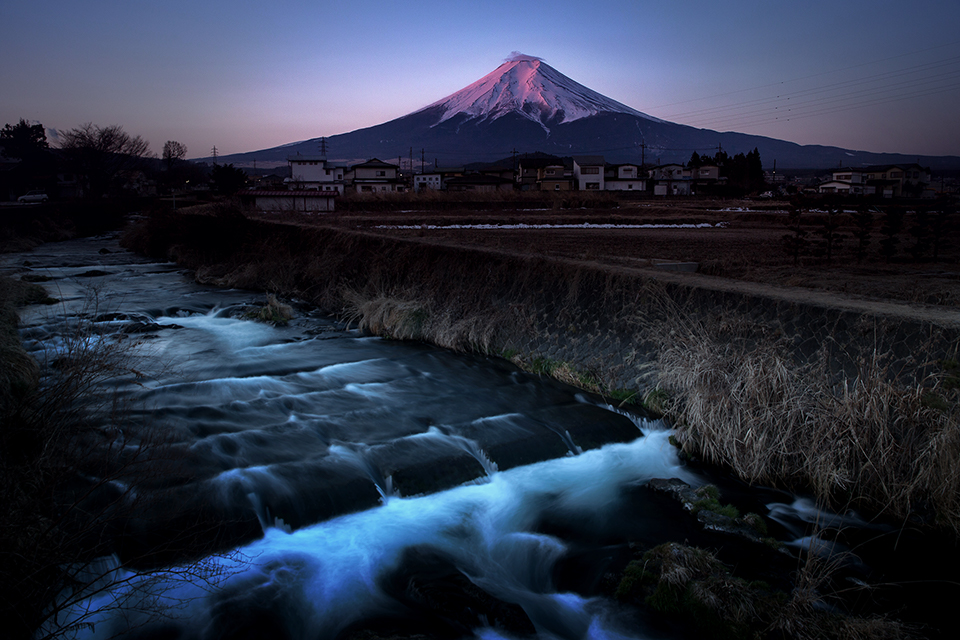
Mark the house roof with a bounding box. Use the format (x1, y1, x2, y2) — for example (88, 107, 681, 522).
(350, 158, 398, 170)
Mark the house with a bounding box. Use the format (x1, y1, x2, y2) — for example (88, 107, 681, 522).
(690, 164, 725, 195)
(650, 164, 691, 196)
(286, 154, 346, 193)
(414, 173, 442, 192)
(604, 163, 645, 192)
(572, 156, 605, 190)
(820, 165, 932, 198)
(861, 164, 931, 198)
(817, 180, 859, 195)
(538, 163, 572, 191)
(345, 158, 404, 193)
(240, 189, 338, 213)
(517, 156, 564, 190)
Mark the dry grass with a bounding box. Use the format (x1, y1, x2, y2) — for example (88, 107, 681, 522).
(644, 292, 960, 531)
(341, 286, 516, 355)
(121, 208, 960, 533)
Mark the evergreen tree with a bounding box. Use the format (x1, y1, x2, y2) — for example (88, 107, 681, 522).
(746, 148, 764, 192)
(211, 163, 247, 195)
(0, 119, 48, 160)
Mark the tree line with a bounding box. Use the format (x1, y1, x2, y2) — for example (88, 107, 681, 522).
(1, 119, 247, 200)
(689, 147, 765, 194)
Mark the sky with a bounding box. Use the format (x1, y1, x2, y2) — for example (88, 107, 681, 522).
(3, 0, 960, 160)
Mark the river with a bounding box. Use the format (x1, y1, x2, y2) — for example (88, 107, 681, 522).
(5, 233, 955, 639)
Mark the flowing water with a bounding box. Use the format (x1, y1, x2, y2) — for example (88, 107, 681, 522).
(5, 233, 956, 639)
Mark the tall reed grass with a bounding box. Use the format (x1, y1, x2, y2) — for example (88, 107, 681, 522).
(644, 292, 960, 530)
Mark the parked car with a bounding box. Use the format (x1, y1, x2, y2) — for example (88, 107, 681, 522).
(18, 190, 49, 203)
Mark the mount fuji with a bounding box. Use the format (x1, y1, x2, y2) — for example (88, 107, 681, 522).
(215, 54, 959, 170)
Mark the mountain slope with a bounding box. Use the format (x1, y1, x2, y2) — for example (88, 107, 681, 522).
(214, 54, 960, 170)
(414, 53, 664, 132)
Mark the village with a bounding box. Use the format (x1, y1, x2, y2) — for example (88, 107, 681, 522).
(237, 150, 939, 213)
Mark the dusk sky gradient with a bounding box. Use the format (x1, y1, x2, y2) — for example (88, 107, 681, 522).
(3, 0, 959, 160)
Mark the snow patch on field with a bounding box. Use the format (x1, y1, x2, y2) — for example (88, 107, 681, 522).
(376, 222, 727, 230)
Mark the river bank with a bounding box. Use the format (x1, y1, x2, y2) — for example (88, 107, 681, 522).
(123, 206, 960, 536)
(3, 219, 959, 639)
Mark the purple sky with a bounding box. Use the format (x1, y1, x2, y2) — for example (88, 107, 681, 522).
(2, 0, 958, 159)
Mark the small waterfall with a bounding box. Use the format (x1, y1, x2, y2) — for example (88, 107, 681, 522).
(412, 426, 500, 477)
(561, 429, 583, 455)
(247, 492, 292, 533)
(575, 392, 659, 433)
(328, 442, 401, 501)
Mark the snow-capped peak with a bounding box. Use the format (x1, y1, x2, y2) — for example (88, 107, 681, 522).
(416, 54, 662, 130)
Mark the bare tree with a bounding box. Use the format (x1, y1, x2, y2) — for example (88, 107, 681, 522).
(59, 124, 150, 198)
(162, 140, 187, 170)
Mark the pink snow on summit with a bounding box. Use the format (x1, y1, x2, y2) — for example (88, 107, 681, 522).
(417, 53, 662, 132)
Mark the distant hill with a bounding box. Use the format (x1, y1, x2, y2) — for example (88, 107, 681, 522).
(209, 54, 960, 171)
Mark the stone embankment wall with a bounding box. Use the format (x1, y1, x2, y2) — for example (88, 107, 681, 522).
(124, 212, 960, 396)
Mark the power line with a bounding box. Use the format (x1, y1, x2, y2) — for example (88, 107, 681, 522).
(648, 40, 960, 112)
(665, 56, 960, 122)
(652, 44, 960, 133)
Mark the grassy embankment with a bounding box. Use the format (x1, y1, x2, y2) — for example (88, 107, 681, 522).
(122, 205, 960, 536)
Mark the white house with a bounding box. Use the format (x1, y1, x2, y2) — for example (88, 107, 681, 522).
(604, 164, 645, 191)
(414, 173, 443, 192)
(287, 155, 346, 193)
(345, 158, 404, 193)
(572, 156, 605, 190)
